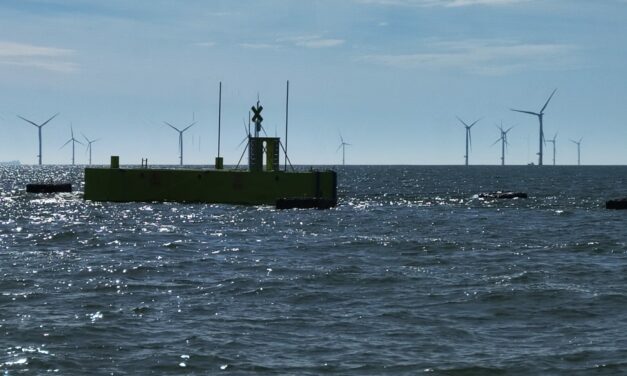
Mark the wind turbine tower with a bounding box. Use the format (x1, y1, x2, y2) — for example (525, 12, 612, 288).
(571, 138, 582, 166)
(17, 113, 59, 165)
(83, 134, 100, 165)
(457, 117, 480, 166)
(337, 134, 351, 166)
(546, 133, 558, 166)
(511, 89, 557, 166)
(61, 125, 83, 165)
(164, 121, 196, 165)
(492, 123, 513, 166)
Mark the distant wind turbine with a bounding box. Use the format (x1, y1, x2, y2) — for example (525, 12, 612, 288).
(164, 121, 196, 165)
(17, 113, 59, 165)
(571, 137, 582, 166)
(492, 123, 514, 166)
(337, 134, 351, 166)
(457, 116, 480, 166)
(546, 133, 558, 166)
(61, 125, 83, 165)
(511, 89, 557, 166)
(82, 134, 100, 165)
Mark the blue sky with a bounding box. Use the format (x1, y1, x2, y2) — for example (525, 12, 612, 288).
(1, 0, 626, 165)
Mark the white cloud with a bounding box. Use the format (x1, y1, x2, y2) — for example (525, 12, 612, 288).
(194, 42, 216, 48)
(360, 39, 578, 75)
(0, 41, 77, 73)
(277, 35, 345, 48)
(239, 43, 279, 49)
(357, 0, 528, 7)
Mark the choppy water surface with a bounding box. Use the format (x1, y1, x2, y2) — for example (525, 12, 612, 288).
(2, 165, 627, 375)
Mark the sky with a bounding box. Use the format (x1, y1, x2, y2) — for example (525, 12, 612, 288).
(1, 0, 626, 166)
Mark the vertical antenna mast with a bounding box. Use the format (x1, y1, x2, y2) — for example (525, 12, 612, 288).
(214, 81, 224, 169)
(218, 82, 222, 158)
(284, 80, 289, 171)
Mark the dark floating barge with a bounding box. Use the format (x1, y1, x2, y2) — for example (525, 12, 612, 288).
(479, 191, 528, 199)
(26, 183, 72, 194)
(606, 198, 627, 210)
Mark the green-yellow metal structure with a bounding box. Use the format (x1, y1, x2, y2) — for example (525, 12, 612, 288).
(84, 139, 336, 206)
(84, 98, 337, 207)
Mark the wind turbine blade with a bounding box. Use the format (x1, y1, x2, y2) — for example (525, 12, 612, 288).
(541, 88, 557, 113)
(579, 137, 583, 143)
(237, 136, 248, 148)
(17, 115, 39, 128)
(182, 121, 197, 132)
(511, 109, 540, 116)
(469, 118, 481, 128)
(164, 122, 180, 132)
(456, 116, 469, 127)
(505, 126, 514, 133)
(61, 139, 72, 148)
(40, 113, 59, 127)
(491, 138, 501, 146)
(336, 144, 343, 152)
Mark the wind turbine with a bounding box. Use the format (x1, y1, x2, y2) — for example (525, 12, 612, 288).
(17, 113, 59, 165)
(571, 137, 582, 166)
(164, 121, 196, 165)
(82, 134, 100, 165)
(492, 123, 514, 166)
(61, 125, 83, 165)
(337, 134, 351, 166)
(546, 133, 558, 166)
(457, 116, 480, 166)
(511, 89, 557, 166)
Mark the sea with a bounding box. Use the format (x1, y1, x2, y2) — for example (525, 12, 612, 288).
(2, 165, 627, 375)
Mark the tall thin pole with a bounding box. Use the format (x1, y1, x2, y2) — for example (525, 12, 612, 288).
(284, 80, 289, 171)
(218, 81, 222, 158)
(38, 127, 42, 165)
(538, 115, 544, 166)
(342, 144, 345, 166)
(501, 135, 505, 166)
(179, 133, 183, 165)
(465, 129, 469, 166)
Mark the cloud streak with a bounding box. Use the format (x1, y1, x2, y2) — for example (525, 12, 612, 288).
(240, 35, 345, 51)
(357, 0, 528, 7)
(279, 36, 345, 48)
(360, 39, 578, 75)
(0, 41, 77, 72)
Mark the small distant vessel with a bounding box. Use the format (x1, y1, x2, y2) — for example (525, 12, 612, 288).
(606, 198, 627, 210)
(479, 191, 528, 199)
(26, 183, 72, 193)
(84, 83, 337, 209)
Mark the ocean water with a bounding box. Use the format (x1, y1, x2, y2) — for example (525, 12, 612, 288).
(2, 165, 627, 375)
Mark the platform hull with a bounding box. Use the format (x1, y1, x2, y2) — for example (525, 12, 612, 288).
(84, 167, 337, 206)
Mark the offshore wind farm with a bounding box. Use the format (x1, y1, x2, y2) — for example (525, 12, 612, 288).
(3, 1, 627, 375)
(5, 87, 586, 167)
